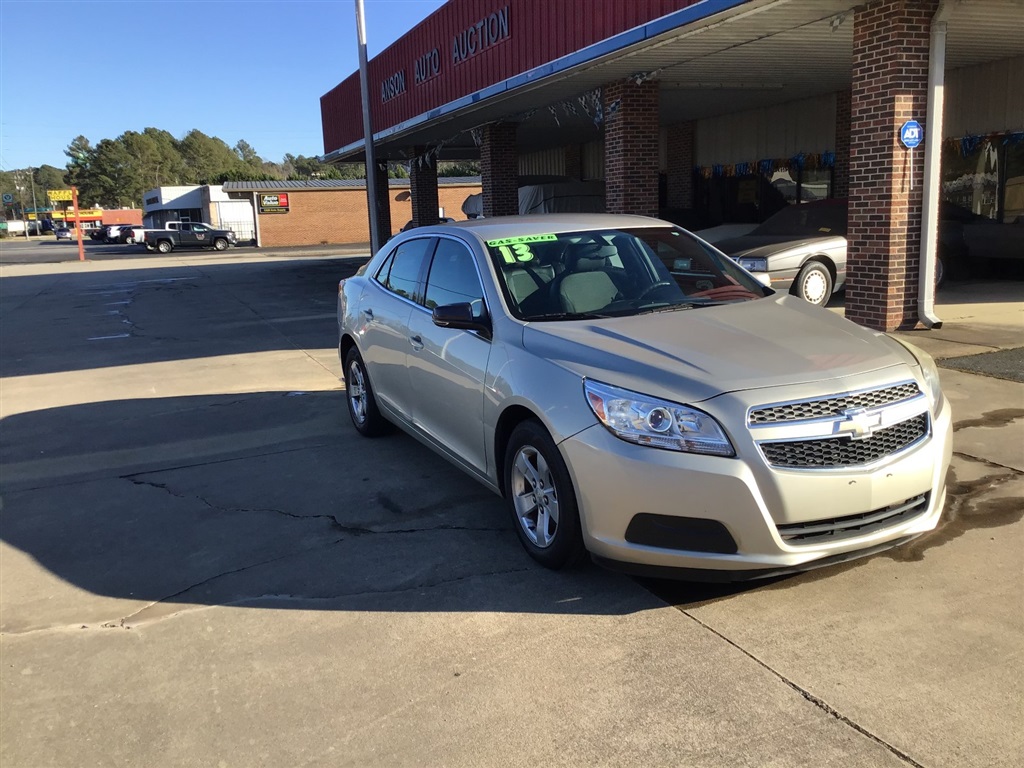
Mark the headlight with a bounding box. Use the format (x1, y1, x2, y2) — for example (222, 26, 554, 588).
(584, 380, 735, 456)
(738, 257, 768, 272)
(891, 338, 944, 413)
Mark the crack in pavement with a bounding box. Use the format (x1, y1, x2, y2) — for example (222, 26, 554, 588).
(673, 609, 927, 768)
(125, 476, 504, 538)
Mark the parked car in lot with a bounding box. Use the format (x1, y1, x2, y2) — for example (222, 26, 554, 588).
(143, 222, 236, 253)
(55, 226, 73, 240)
(712, 199, 1003, 306)
(338, 214, 952, 579)
(89, 226, 108, 241)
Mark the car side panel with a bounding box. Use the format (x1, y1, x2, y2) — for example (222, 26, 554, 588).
(406, 306, 491, 473)
(355, 280, 416, 421)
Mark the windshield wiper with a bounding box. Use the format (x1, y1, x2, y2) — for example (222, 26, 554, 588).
(635, 302, 699, 315)
(524, 311, 615, 321)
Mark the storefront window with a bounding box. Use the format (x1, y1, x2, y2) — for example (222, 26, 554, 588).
(942, 138, 1000, 219)
(1003, 140, 1023, 224)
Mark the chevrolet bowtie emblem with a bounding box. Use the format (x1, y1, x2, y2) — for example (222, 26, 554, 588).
(838, 408, 883, 440)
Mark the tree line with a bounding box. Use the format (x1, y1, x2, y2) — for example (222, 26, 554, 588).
(2, 128, 479, 211)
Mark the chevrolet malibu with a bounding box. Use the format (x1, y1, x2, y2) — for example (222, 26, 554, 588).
(337, 214, 952, 580)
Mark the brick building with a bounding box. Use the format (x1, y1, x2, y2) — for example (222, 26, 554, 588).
(144, 179, 481, 248)
(320, 0, 1023, 331)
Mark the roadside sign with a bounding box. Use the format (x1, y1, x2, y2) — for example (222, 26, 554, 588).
(47, 189, 73, 202)
(2, 193, 13, 204)
(900, 121, 923, 149)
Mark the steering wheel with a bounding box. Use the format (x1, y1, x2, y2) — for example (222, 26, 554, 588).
(636, 281, 675, 302)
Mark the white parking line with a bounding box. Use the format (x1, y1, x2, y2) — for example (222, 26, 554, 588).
(87, 334, 131, 341)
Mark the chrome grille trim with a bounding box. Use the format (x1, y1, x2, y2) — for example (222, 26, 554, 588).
(759, 413, 929, 469)
(778, 493, 930, 545)
(748, 382, 922, 425)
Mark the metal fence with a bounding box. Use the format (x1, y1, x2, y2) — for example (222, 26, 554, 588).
(218, 219, 256, 245)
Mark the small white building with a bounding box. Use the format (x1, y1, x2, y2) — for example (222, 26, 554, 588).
(142, 185, 255, 243)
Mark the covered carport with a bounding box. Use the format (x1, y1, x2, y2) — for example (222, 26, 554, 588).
(321, 0, 1024, 331)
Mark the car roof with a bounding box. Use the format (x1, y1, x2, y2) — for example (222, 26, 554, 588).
(412, 213, 670, 242)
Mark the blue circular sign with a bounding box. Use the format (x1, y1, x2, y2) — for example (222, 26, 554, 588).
(900, 120, 924, 149)
(2, 193, 13, 204)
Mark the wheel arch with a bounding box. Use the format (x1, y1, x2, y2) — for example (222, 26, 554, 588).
(799, 254, 837, 282)
(493, 404, 547, 497)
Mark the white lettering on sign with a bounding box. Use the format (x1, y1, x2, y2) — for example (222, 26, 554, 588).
(452, 5, 510, 64)
(381, 70, 407, 103)
(414, 48, 441, 85)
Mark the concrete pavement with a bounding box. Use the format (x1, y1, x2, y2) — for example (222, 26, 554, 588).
(1, 252, 1021, 767)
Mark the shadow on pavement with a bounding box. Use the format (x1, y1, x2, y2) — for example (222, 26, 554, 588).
(1, 258, 366, 378)
(0, 390, 679, 626)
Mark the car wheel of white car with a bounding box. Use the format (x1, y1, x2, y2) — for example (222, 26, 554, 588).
(794, 261, 832, 306)
(344, 347, 388, 437)
(156, 240, 173, 254)
(505, 420, 585, 569)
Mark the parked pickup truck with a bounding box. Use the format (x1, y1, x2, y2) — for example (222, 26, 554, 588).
(144, 222, 236, 253)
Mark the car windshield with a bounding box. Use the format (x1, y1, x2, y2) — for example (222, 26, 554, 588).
(750, 203, 848, 237)
(486, 226, 771, 321)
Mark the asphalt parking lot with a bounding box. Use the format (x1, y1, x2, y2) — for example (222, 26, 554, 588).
(1, 249, 1021, 767)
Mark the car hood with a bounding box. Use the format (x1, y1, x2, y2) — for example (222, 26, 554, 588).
(717, 234, 847, 259)
(520, 295, 914, 403)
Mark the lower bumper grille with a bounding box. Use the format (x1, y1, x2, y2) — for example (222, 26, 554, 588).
(760, 413, 929, 468)
(777, 493, 930, 545)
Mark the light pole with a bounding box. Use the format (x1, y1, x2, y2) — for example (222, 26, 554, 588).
(356, 0, 382, 254)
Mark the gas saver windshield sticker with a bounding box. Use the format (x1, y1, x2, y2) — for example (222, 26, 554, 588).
(486, 234, 557, 247)
(487, 234, 555, 264)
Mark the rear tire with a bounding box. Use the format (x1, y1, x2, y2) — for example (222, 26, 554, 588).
(504, 420, 586, 570)
(793, 261, 833, 306)
(156, 240, 172, 254)
(344, 347, 388, 437)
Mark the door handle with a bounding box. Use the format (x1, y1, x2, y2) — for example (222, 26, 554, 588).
(362, 308, 374, 321)
(409, 334, 424, 350)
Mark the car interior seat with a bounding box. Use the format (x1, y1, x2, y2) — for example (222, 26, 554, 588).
(553, 242, 621, 314)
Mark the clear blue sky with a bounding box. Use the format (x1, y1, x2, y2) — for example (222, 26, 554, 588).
(0, 0, 446, 172)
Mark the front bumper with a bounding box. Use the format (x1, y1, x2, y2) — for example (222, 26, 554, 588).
(560, 392, 952, 578)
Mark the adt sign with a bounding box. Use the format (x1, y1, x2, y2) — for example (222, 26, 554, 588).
(900, 120, 924, 149)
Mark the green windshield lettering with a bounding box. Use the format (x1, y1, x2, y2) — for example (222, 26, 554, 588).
(486, 234, 557, 247)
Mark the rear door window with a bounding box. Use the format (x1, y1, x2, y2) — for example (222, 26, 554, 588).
(374, 237, 435, 303)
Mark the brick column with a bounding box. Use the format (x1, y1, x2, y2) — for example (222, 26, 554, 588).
(372, 161, 392, 244)
(480, 123, 519, 217)
(604, 80, 660, 216)
(409, 147, 440, 228)
(564, 144, 582, 180)
(666, 121, 695, 209)
(846, 0, 937, 331)
(833, 89, 852, 199)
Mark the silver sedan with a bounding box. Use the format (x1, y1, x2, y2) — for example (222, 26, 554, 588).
(338, 214, 951, 580)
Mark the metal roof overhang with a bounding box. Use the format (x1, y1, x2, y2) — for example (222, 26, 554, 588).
(326, 0, 1024, 164)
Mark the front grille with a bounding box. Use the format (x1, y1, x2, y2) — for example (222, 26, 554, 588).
(760, 413, 928, 468)
(749, 383, 921, 425)
(778, 493, 930, 544)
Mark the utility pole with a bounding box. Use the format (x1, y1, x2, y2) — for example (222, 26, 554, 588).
(17, 170, 28, 239)
(29, 168, 39, 235)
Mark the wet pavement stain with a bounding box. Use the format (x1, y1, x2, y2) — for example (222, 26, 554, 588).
(642, 461, 1023, 608)
(952, 408, 1024, 431)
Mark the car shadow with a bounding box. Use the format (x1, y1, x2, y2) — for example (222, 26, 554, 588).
(1, 390, 684, 629)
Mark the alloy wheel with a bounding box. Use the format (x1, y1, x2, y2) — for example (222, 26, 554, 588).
(510, 445, 559, 548)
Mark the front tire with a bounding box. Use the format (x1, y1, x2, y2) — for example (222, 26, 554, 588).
(213, 238, 228, 251)
(504, 420, 586, 569)
(344, 347, 387, 437)
(793, 261, 833, 306)
(156, 240, 173, 254)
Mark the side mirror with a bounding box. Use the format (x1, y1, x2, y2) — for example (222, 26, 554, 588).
(431, 303, 491, 337)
